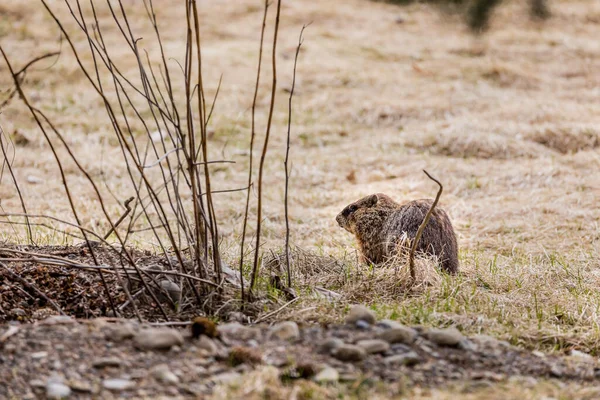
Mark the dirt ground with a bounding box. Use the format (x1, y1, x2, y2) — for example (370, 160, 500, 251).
(2, 0, 600, 398)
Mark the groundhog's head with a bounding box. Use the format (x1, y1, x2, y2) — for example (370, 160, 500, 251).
(336, 193, 397, 234)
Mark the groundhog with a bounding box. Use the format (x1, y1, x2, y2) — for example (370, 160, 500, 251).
(336, 193, 458, 274)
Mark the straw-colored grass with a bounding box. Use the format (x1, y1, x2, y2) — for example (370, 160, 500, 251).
(2, 0, 600, 396)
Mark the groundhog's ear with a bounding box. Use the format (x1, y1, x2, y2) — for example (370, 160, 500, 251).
(366, 194, 378, 207)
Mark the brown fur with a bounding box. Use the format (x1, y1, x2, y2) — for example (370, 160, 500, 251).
(336, 193, 459, 273)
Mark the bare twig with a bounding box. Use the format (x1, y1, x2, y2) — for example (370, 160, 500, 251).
(103, 197, 135, 240)
(250, 0, 283, 297)
(408, 170, 443, 280)
(239, 0, 270, 304)
(254, 297, 299, 324)
(284, 24, 309, 289)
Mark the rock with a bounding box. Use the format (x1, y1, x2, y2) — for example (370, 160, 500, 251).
(332, 344, 367, 362)
(102, 378, 135, 391)
(570, 349, 593, 360)
(212, 371, 242, 384)
(151, 364, 180, 384)
(197, 335, 218, 355)
(46, 382, 71, 399)
(345, 305, 376, 325)
(383, 351, 421, 366)
(158, 280, 181, 303)
(42, 316, 74, 325)
(267, 321, 300, 341)
(29, 379, 45, 388)
(426, 327, 463, 347)
(355, 320, 371, 330)
(31, 351, 48, 360)
(314, 367, 339, 383)
(458, 339, 477, 351)
(106, 324, 136, 342)
(316, 338, 344, 354)
(27, 175, 44, 184)
(377, 319, 405, 329)
(356, 339, 390, 354)
(11, 308, 26, 317)
(218, 322, 261, 342)
(68, 380, 92, 393)
(376, 326, 417, 344)
(92, 357, 123, 368)
(133, 328, 184, 351)
(228, 312, 247, 323)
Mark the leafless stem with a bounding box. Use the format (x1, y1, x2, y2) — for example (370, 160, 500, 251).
(408, 169, 443, 280)
(284, 24, 308, 289)
(250, 0, 283, 297)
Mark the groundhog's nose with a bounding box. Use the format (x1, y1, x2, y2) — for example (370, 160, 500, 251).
(335, 214, 344, 227)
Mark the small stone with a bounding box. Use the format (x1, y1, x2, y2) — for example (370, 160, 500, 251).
(212, 371, 241, 384)
(29, 379, 45, 388)
(197, 335, 218, 355)
(314, 367, 339, 383)
(570, 349, 593, 360)
(106, 324, 136, 342)
(377, 319, 405, 329)
(92, 357, 123, 368)
(218, 322, 261, 341)
(355, 320, 371, 330)
(426, 327, 463, 347)
(383, 351, 421, 366)
(27, 175, 44, 184)
(458, 339, 477, 351)
(267, 321, 299, 341)
(345, 305, 376, 325)
(356, 339, 390, 354)
(316, 338, 344, 354)
(158, 280, 181, 303)
(68, 380, 92, 393)
(133, 328, 184, 351)
(532, 351, 545, 358)
(46, 382, 71, 399)
(377, 326, 418, 344)
(11, 308, 26, 317)
(151, 364, 180, 384)
(228, 312, 247, 323)
(42, 316, 74, 325)
(550, 364, 564, 378)
(332, 344, 367, 362)
(31, 351, 48, 360)
(102, 378, 135, 391)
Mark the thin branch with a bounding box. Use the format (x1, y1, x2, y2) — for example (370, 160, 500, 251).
(284, 24, 309, 289)
(408, 169, 444, 280)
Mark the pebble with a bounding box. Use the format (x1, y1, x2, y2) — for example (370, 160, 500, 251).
(106, 324, 136, 342)
(345, 305, 376, 325)
(377, 319, 405, 329)
(151, 364, 180, 384)
(355, 320, 371, 330)
(376, 326, 418, 344)
(133, 328, 184, 351)
(92, 357, 123, 368)
(267, 321, 300, 341)
(196, 335, 218, 355)
(102, 378, 135, 391)
(46, 382, 71, 399)
(356, 339, 390, 354)
(11, 308, 26, 317)
(314, 367, 339, 383)
(218, 322, 261, 341)
(43, 316, 75, 325)
(383, 351, 421, 366)
(458, 339, 477, 351)
(570, 349, 593, 360)
(426, 327, 464, 347)
(316, 338, 344, 355)
(158, 280, 181, 303)
(68, 380, 92, 393)
(31, 351, 48, 360)
(332, 344, 367, 362)
(212, 371, 242, 384)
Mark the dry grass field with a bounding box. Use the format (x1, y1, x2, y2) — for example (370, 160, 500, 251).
(2, 0, 600, 398)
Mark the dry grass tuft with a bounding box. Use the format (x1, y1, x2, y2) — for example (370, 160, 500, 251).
(527, 126, 600, 154)
(403, 127, 545, 159)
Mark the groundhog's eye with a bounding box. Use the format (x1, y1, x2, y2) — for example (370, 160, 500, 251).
(348, 205, 357, 213)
